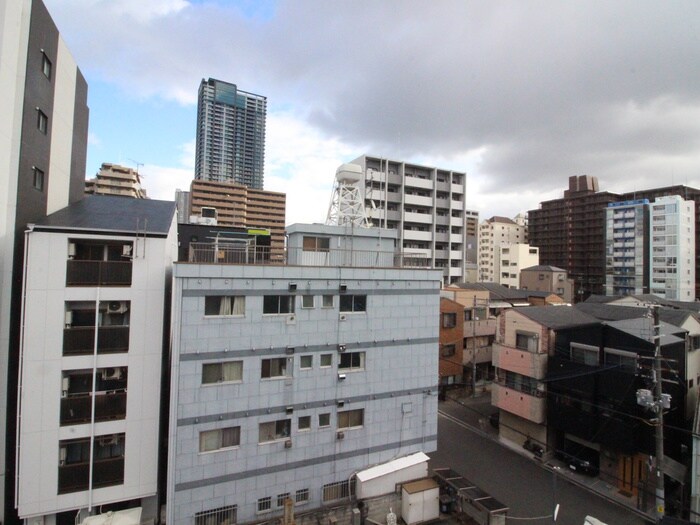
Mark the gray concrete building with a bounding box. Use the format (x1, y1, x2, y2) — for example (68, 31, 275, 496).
(195, 79, 266, 189)
(167, 224, 440, 525)
(0, 1, 88, 521)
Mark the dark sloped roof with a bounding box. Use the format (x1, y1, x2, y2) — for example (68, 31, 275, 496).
(451, 282, 557, 302)
(34, 196, 176, 236)
(607, 318, 685, 345)
(515, 306, 599, 329)
(575, 303, 647, 321)
(583, 295, 617, 304)
(521, 265, 566, 272)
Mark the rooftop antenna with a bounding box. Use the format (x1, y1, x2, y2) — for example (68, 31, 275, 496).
(326, 163, 370, 227)
(128, 158, 145, 183)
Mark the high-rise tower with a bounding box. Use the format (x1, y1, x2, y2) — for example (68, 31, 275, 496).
(195, 78, 266, 189)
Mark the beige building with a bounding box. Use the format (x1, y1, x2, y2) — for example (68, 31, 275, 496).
(189, 179, 286, 251)
(498, 244, 539, 288)
(478, 215, 527, 282)
(85, 163, 147, 198)
(520, 265, 574, 303)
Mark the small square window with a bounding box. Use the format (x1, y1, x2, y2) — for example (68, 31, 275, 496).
(32, 167, 44, 191)
(257, 497, 272, 513)
(42, 52, 52, 79)
(300, 355, 312, 369)
(320, 354, 332, 367)
(277, 493, 290, 507)
(298, 415, 311, 431)
(37, 110, 48, 134)
(322, 295, 334, 308)
(319, 413, 330, 427)
(302, 295, 314, 308)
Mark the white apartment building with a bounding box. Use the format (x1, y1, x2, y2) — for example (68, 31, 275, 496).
(651, 195, 695, 300)
(498, 244, 539, 289)
(167, 223, 440, 525)
(605, 199, 649, 296)
(477, 216, 528, 282)
(350, 155, 467, 285)
(16, 197, 177, 524)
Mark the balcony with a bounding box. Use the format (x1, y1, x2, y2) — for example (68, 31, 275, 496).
(404, 211, 434, 225)
(404, 194, 433, 207)
(491, 383, 546, 423)
(464, 319, 497, 337)
(492, 343, 547, 379)
(404, 229, 433, 242)
(63, 325, 130, 355)
(58, 457, 125, 494)
(66, 260, 132, 287)
(60, 391, 127, 425)
(404, 175, 434, 190)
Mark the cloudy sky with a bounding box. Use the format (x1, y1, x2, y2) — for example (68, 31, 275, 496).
(45, 0, 700, 224)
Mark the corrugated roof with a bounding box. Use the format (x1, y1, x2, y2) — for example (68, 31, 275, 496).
(356, 452, 429, 482)
(515, 306, 599, 329)
(33, 195, 176, 236)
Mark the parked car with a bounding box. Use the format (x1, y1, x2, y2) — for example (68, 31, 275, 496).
(554, 449, 599, 476)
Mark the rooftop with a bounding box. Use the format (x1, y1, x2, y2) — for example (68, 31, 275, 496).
(515, 305, 599, 329)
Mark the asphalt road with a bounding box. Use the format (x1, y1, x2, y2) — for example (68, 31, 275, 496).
(431, 408, 651, 525)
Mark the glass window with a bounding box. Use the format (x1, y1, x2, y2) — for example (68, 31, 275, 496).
(277, 493, 290, 507)
(302, 295, 314, 308)
(322, 295, 334, 308)
(515, 332, 538, 352)
(263, 295, 295, 314)
(320, 354, 332, 367)
(339, 295, 367, 313)
(202, 361, 243, 384)
(37, 109, 48, 134)
(257, 497, 272, 513)
(302, 236, 330, 252)
(318, 413, 330, 427)
(338, 409, 364, 429)
(295, 488, 310, 504)
(199, 427, 240, 452)
(299, 355, 312, 369)
(42, 52, 52, 79)
(298, 416, 311, 430)
(258, 419, 291, 443)
(339, 352, 365, 371)
(571, 343, 598, 366)
(205, 296, 245, 316)
(442, 313, 456, 328)
(261, 358, 289, 379)
(33, 167, 44, 191)
(441, 344, 455, 357)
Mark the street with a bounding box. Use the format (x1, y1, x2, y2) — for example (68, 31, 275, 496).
(431, 403, 651, 525)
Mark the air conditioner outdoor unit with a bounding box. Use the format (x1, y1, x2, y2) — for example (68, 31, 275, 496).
(336, 431, 345, 440)
(102, 367, 123, 381)
(107, 301, 128, 314)
(284, 439, 292, 449)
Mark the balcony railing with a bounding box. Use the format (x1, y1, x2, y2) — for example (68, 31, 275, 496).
(60, 391, 127, 425)
(491, 383, 546, 424)
(63, 326, 130, 355)
(188, 244, 431, 269)
(66, 260, 132, 286)
(58, 457, 125, 494)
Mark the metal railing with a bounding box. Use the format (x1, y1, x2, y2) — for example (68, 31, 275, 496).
(188, 243, 431, 269)
(60, 391, 128, 425)
(57, 457, 125, 494)
(63, 326, 130, 355)
(66, 260, 132, 286)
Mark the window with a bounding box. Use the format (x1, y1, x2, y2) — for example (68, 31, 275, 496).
(295, 488, 310, 504)
(338, 409, 364, 429)
(322, 479, 355, 502)
(320, 354, 332, 367)
(32, 167, 44, 191)
(257, 497, 272, 513)
(515, 332, 538, 352)
(205, 296, 245, 316)
(322, 295, 334, 308)
(263, 295, 295, 314)
(258, 419, 291, 443)
(302, 295, 314, 308)
(441, 344, 456, 357)
(339, 352, 365, 371)
(42, 51, 52, 79)
(302, 236, 330, 252)
(318, 413, 330, 427)
(261, 358, 289, 379)
(442, 312, 456, 328)
(37, 109, 48, 134)
(202, 361, 243, 384)
(570, 343, 598, 366)
(339, 295, 367, 313)
(298, 415, 311, 430)
(195, 505, 237, 525)
(199, 426, 240, 452)
(277, 493, 290, 507)
(604, 348, 637, 372)
(299, 355, 312, 369)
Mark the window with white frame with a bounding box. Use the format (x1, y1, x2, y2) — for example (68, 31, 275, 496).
(302, 295, 314, 308)
(199, 426, 240, 452)
(258, 419, 291, 443)
(295, 488, 310, 504)
(202, 361, 242, 384)
(320, 354, 332, 367)
(339, 352, 365, 371)
(299, 355, 313, 369)
(205, 295, 245, 316)
(322, 295, 334, 308)
(339, 295, 366, 312)
(257, 497, 272, 513)
(322, 479, 355, 502)
(276, 493, 290, 507)
(261, 357, 290, 379)
(263, 295, 295, 314)
(604, 348, 637, 372)
(318, 413, 330, 427)
(570, 343, 599, 366)
(298, 415, 311, 431)
(337, 408, 364, 429)
(515, 331, 538, 352)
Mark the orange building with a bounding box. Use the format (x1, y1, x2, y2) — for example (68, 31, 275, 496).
(439, 297, 465, 386)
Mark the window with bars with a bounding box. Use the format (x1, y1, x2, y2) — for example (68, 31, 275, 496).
(295, 488, 310, 504)
(257, 497, 272, 513)
(199, 427, 240, 452)
(276, 493, 290, 507)
(194, 505, 237, 525)
(322, 479, 356, 502)
(202, 361, 242, 384)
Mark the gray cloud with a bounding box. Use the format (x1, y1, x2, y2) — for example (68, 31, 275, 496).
(47, 0, 700, 213)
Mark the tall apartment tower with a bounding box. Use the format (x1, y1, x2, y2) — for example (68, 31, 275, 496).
(195, 78, 266, 189)
(477, 216, 528, 283)
(605, 200, 650, 296)
(0, 1, 88, 521)
(351, 155, 468, 285)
